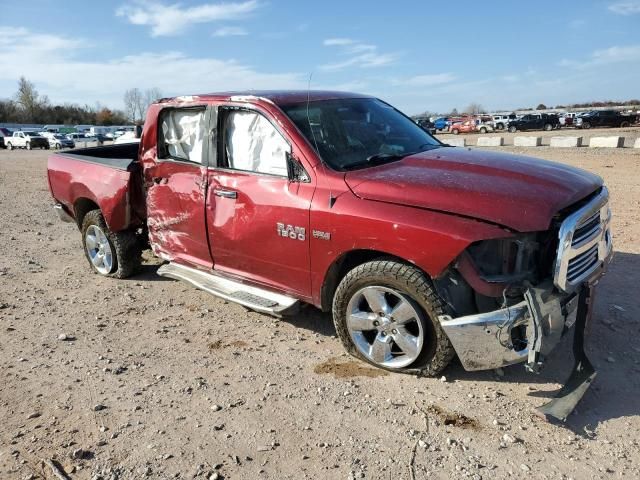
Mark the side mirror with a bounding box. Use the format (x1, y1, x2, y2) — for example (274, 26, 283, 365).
(286, 152, 310, 183)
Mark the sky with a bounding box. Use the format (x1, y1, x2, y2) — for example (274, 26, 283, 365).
(0, 0, 639, 115)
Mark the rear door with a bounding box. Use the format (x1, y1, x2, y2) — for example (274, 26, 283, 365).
(143, 105, 213, 268)
(205, 105, 315, 297)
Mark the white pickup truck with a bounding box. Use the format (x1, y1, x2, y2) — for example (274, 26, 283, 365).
(5, 131, 50, 150)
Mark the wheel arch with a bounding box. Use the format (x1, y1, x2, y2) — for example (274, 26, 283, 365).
(320, 249, 426, 312)
(73, 197, 100, 229)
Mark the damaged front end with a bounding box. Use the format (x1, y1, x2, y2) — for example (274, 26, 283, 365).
(436, 187, 613, 420)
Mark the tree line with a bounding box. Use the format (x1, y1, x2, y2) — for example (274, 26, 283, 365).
(0, 77, 162, 126)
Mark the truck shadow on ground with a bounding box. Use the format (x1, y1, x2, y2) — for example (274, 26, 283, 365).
(284, 251, 639, 433)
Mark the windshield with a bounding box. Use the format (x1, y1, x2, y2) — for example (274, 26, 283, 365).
(25, 132, 40, 137)
(54, 134, 65, 139)
(281, 98, 441, 170)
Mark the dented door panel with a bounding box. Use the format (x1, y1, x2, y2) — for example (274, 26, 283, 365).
(141, 103, 213, 268)
(144, 161, 211, 267)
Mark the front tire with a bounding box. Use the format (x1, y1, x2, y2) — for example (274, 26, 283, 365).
(451, 129, 459, 135)
(582, 121, 592, 129)
(81, 209, 141, 279)
(332, 260, 455, 376)
(508, 126, 517, 133)
(479, 127, 487, 134)
(26, 142, 31, 150)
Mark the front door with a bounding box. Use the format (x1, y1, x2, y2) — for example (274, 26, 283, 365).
(143, 105, 213, 268)
(205, 106, 314, 298)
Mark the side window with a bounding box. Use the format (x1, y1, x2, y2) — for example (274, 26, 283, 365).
(159, 108, 206, 163)
(223, 110, 290, 176)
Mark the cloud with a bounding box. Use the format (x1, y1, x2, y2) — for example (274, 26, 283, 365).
(392, 73, 456, 87)
(212, 26, 248, 37)
(320, 38, 399, 71)
(608, 1, 640, 15)
(559, 44, 640, 68)
(592, 44, 640, 62)
(0, 27, 303, 108)
(323, 38, 354, 47)
(0, 26, 84, 57)
(116, 0, 260, 36)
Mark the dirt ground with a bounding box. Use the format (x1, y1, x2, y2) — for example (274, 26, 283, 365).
(1, 139, 639, 480)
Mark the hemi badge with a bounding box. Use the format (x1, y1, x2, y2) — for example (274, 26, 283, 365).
(312, 230, 331, 240)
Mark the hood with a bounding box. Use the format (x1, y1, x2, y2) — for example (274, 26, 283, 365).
(344, 147, 603, 232)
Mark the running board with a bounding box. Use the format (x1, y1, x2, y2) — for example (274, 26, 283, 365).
(157, 262, 300, 316)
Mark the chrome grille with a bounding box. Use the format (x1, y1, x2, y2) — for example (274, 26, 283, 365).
(572, 212, 600, 247)
(567, 244, 598, 282)
(553, 188, 613, 292)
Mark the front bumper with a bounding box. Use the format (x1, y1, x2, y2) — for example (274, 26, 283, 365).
(440, 186, 613, 372)
(439, 283, 581, 371)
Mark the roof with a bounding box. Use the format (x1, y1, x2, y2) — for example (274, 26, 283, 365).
(159, 90, 372, 107)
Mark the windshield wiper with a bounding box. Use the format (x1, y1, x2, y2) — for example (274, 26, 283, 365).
(343, 152, 407, 170)
(344, 144, 441, 170)
(366, 152, 407, 163)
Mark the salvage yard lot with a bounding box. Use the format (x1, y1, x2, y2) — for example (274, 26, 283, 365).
(438, 125, 640, 147)
(0, 146, 639, 479)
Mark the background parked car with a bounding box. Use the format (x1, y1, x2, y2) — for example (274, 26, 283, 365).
(559, 112, 577, 127)
(433, 117, 449, 131)
(0, 127, 12, 148)
(575, 110, 635, 129)
(490, 114, 517, 130)
(5, 131, 49, 150)
(93, 133, 109, 144)
(66, 132, 88, 141)
(416, 118, 437, 135)
(450, 119, 495, 134)
(41, 132, 75, 149)
(507, 113, 559, 132)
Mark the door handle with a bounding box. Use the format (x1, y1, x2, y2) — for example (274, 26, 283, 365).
(214, 188, 237, 199)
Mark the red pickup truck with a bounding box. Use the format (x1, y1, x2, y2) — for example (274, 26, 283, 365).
(48, 91, 613, 418)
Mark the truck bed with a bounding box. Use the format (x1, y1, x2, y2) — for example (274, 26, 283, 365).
(47, 143, 144, 232)
(57, 143, 140, 170)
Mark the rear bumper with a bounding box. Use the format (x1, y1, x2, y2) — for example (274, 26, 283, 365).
(53, 203, 74, 223)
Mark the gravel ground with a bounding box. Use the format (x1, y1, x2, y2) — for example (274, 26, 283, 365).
(1, 142, 639, 480)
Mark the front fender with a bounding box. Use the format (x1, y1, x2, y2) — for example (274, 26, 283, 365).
(309, 192, 512, 307)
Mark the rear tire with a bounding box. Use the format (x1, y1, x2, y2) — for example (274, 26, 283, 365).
(479, 127, 487, 134)
(81, 209, 141, 279)
(332, 260, 455, 376)
(620, 121, 630, 128)
(6, 142, 13, 150)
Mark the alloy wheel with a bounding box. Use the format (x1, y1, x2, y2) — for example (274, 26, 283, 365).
(84, 225, 114, 275)
(346, 286, 424, 369)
